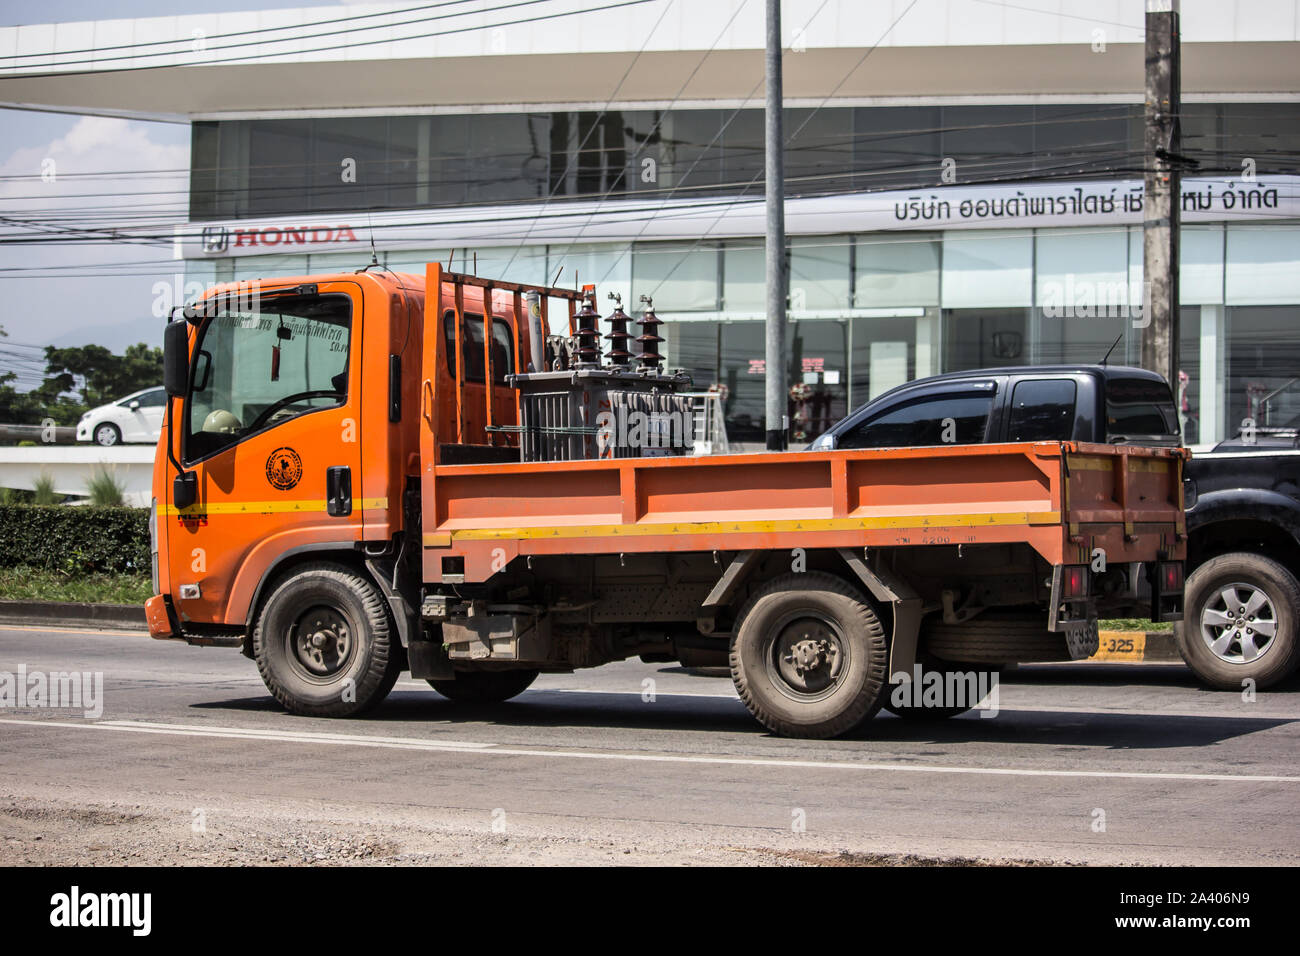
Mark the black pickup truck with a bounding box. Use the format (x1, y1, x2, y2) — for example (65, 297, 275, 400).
(1180, 439, 1300, 688)
(809, 364, 1300, 691)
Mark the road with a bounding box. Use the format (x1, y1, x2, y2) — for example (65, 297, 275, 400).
(1, 623, 1297, 866)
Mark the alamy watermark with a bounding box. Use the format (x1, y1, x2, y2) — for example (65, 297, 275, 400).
(50, 886, 150, 936)
(1040, 277, 1151, 328)
(596, 408, 691, 453)
(889, 664, 1000, 718)
(0, 665, 103, 718)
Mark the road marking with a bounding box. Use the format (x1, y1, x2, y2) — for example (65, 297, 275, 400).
(0, 624, 143, 637)
(1, 716, 1297, 784)
(0, 718, 492, 751)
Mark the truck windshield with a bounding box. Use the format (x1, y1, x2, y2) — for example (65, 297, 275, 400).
(185, 293, 351, 462)
(1105, 377, 1180, 444)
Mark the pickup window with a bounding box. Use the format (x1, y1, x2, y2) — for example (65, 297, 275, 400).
(1106, 377, 1179, 443)
(1007, 379, 1076, 441)
(839, 391, 993, 449)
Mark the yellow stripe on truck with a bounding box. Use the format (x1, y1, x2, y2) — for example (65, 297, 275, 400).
(426, 511, 1063, 545)
(159, 497, 387, 517)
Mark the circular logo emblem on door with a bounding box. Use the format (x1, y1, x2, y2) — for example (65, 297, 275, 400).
(266, 447, 303, 490)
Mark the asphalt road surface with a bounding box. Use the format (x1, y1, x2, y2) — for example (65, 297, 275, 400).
(1, 623, 1297, 866)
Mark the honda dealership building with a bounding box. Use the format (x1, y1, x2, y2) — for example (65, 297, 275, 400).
(3, 0, 1298, 446)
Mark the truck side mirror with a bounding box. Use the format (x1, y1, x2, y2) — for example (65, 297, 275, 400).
(164, 321, 189, 397)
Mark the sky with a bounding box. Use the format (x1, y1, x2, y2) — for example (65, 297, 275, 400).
(0, 1, 350, 380)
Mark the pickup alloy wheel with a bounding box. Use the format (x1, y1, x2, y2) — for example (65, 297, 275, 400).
(730, 572, 888, 738)
(1177, 553, 1300, 690)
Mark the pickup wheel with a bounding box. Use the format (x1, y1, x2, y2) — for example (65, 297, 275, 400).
(428, 669, 539, 703)
(730, 572, 888, 739)
(253, 564, 401, 717)
(1177, 553, 1300, 690)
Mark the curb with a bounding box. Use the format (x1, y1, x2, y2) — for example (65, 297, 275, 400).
(0, 600, 147, 631)
(1086, 629, 1182, 663)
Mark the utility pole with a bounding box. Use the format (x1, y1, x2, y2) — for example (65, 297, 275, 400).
(764, 0, 787, 451)
(1141, 0, 1181, 389)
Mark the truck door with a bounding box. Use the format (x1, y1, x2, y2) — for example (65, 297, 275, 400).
(166, 281, 365, 627)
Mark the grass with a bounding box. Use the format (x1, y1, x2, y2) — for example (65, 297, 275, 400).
(86, 467, 126, 507)
(1100, 617, 1174, 632)
(0, 568, 152, 605)
(31, 473, 61, 506)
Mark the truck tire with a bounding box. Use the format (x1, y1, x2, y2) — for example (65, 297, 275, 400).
(730, 572, 888, 739)
(253, 563, 402, 717)
(882, 656, 999, 720)
(923, 612, 1069, 664)
(428, 669, 539, 703)
(1176, 553, 1300, 690)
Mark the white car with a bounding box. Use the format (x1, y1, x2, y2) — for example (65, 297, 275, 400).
(76, 386, 166, 446)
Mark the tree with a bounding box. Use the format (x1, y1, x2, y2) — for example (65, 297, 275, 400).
(41, 342, 164, 410)
(0, 325, 44, 425)
(0, 327, 165, 427)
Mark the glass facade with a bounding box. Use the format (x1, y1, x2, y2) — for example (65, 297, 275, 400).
(194, 221, 1300, 448)
(189, 103, 1300, 221)
(187, 100, 1300, 448)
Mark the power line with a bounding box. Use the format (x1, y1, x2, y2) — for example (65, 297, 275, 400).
(0, 0, 558, 72)
(0, 0, 489, 61)
(0, 0, 661, 79)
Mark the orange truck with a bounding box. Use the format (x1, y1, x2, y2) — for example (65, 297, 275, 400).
(146, 263, 1186, 738)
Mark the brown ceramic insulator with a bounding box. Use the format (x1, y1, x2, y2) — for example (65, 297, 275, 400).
(574, 284, 602, 366)
(636, 295, 664, 368)
(604, 296, 634, 366)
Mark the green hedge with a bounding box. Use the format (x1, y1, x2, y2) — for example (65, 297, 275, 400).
(0, 505, 150, 575)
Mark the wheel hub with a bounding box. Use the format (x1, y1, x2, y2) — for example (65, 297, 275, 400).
(292, 608, 352, 677)
(1200, 582, 1277, 664)
(771, 618, 844, 697)
(785, 638, 834, 676)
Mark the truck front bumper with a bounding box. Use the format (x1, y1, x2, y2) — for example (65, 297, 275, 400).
(144, 594, 179, 639)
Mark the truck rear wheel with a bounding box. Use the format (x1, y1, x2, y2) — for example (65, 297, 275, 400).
(428, 669, 539, 703)
(730, 572, 888, 739)
(253, 563, 401, 717)
(1176, 553, 1300, 690)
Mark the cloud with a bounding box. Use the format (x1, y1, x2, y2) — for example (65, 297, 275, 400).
(0, 114, 190, 350)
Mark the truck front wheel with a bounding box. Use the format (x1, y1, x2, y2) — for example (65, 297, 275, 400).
(730, 572, 888, 739)
(1177, 553, 1300, 690)
(253, 563, 402, 717)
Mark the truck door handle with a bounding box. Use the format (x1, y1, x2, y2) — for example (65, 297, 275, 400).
(326, 466, 352, 517)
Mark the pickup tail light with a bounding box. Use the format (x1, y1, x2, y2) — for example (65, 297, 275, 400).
(1062, 565, 1088, 599)
(1160, 561, 1184, 593)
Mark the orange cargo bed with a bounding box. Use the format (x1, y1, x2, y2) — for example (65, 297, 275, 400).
(420, 441, 1186, 583)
